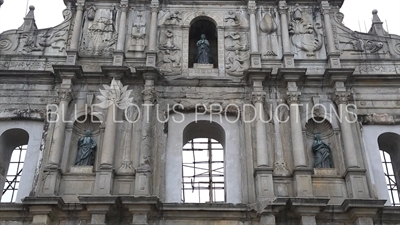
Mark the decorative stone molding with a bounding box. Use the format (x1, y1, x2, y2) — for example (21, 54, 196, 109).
(142, 88, 157, 103)
(150, 2, 159, 13)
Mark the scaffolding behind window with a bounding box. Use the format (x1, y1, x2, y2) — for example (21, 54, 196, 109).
(380, 150, 400, 206)
(2, 145, 27, 202)
(182, 138, 224, 203)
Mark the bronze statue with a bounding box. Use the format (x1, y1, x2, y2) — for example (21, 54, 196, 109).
(312, 134, 333, 168)
(75, 130, 97, 166)
(195, 34, 213, 64)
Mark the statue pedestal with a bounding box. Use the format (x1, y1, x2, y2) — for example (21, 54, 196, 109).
(313, 168, 336, 176)
(70, 166, 93, 174)
(193, 63, 213, 69)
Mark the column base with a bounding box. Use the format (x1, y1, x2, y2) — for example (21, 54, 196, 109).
(145, 52, 157, 67)
(283, 53, 295, 68)
(344, 168, 370, 199)
(250, 53, 262, 68)
(134, 165, 152, 196)
(42, 168, 61, 196)
(94, 169, 114, 195)
(254, 167, 275, 200)
(293, 168, 313, 197)
(327, 53, 341, 68)
(113, 51, 125, 66)
(66, 50, 78, 65)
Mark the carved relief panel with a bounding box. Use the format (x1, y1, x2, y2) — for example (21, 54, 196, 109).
(259, 7, 281, 59)
(0, 8, 72, 56)
(157, 28, 182, 76)
(80, 6, 118, 57)
(126, 10, 149, 58)
(288, 4, 326, 59)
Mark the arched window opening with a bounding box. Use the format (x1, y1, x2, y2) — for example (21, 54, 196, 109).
(182, 138, 224, 203)
(189, 19, 218, 68)
(380, 150, 400, 206)
(2, 145, 27, 203)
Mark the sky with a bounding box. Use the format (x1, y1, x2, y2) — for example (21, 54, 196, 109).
(0, 0, 399, 35)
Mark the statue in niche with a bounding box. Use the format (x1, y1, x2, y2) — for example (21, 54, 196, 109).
(164, 11, 182, 25)
(195, 34, 213, 64)
(288, 4, 323, 57)
(75, 130, 97, 166)
(312, 134, 333, 168)
(159, 49, 181, 75)
(129, 11, 146, 52)
(131, 24, 146, 45)
(224, 11, 240, 27)
(226, 50, 249, 76)
(87, 3, 97, 21)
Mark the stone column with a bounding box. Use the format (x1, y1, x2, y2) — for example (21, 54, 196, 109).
(278, 1, 294, 68)
(70, 1, 85, 51)
(67, 0, 85, 65)
(94, 76, 123, 195)
(286, 91, 307, 168)
(320, 1, 341, 68)
(134, 73, 157, 196)
(146, 1, 159, 67)
(248, 1, 261, 68)
(252, 92, 269, 167)
(113, 2, 129, 66)
(47, 88, 72, 168)
(334, 91, 358, 168)
(272, 100, 289, 176)
(248, 69, 274, 200)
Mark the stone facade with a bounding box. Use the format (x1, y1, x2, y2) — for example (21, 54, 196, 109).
(0, 0, 400, 224)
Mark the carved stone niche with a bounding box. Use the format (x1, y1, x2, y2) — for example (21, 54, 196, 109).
(305, 117, 337, 175)
(68, 115, 101, 173)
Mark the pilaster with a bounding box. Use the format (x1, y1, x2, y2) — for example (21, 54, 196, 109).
(79, 196, 120, 225)
(23, 197, 65, 225)
(289, 198, 329, 225)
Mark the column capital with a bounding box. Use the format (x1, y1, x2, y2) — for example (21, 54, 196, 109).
(286, 91, 301, 105)
(120, 3, 129, 12)
(150, 2, 159, 13)
(320, 1, 331, 15)
(252, 92, 266, 105)
(334, 92, 351, 105)
(247, 1, 257, 15)
(76, 2, 85, 11)
(142, 88, 156, 103)
(57, 89, 73, 102)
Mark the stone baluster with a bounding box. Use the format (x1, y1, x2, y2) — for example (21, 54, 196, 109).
(70, 1, 85, 51)
(146, 1, 159, 67)
(252, 92, 269, 167)
(278, 1, 294, 67)
(135, 72, 157, 196)
(334, 91, 359, 168)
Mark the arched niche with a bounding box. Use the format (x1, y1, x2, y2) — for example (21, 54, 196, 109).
(378, 132, 400, 196)
(65, 115, 101, 171)
(189, 19, 218, 68)
(182, 12, 225, 76)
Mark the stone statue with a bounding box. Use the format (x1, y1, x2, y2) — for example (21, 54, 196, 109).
(195, 34, 212, 64)
(75, 130, 97, 166)
(312, 134, 333, 168)
(87, 3, 97, 21)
